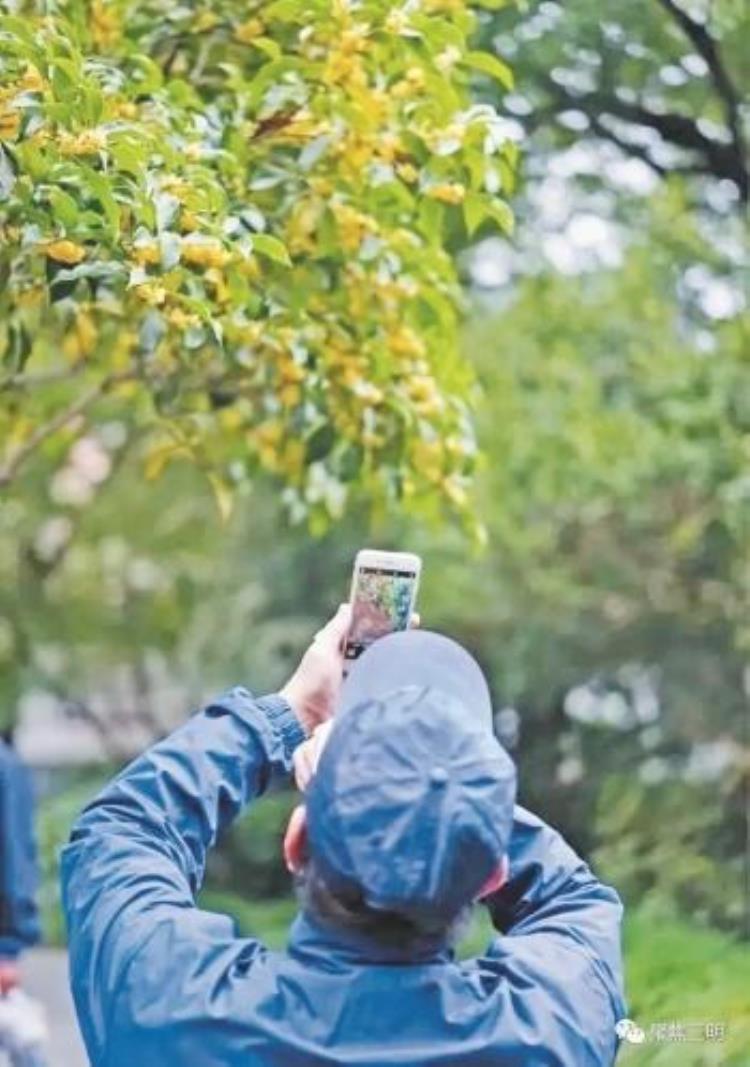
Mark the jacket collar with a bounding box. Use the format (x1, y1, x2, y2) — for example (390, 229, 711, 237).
(287, 911, 454, 967)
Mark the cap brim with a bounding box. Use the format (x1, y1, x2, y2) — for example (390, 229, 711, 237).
(339, 629, 493, 726)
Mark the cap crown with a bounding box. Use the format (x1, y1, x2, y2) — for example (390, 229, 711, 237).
(307, 681, 516, 923)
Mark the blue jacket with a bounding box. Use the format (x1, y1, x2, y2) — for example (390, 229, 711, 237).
(62, 688, 626, 1067)
(0, 739, 41, 959)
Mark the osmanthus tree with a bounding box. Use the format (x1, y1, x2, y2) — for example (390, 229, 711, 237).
(0, 0, 515, 531)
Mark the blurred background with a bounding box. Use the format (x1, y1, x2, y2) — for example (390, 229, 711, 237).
(1, 1, 748, 1064)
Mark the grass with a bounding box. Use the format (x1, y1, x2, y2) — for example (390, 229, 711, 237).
(199, 891, 748, 1065)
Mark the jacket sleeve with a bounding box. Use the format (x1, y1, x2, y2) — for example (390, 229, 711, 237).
(481, 805, 626, 1065)
(60, 688, 304, 1067)
(0, 742, 41, 958)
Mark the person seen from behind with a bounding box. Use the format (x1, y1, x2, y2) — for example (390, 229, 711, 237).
(62, 605, 626, 1066)
(0, 731, 48, 1067)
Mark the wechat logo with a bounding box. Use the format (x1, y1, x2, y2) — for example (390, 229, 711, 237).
(615, 1019, 646, 1044)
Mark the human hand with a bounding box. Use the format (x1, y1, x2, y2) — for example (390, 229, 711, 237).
(280, 604, 352, 734)
(0, 958, 20, 996)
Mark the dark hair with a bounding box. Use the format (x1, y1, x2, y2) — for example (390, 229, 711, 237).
(296, 858, 472, 954)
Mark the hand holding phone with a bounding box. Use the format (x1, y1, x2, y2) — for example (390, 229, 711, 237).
(344, 549, 422, 666)
(280, 604, 352, 733)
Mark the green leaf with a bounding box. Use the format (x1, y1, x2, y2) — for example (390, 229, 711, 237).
(251, 37, 282, 61)
(417, 198, 445, 245)
(48, 186, 79, 228)
(81, 168, 121, 240)
(462, 192, 485, 236)
(463, 51, 514, 91)
(305, 422, 335, 463)
(251, 233, 291, 265)
(486, 198, 514, 235)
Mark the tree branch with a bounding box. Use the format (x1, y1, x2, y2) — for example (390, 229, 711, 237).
(587, 114, 669, 177)
(0, 366, 87, 393)
(0, 372, 134, 488)
(542, 73, 748, 197)
(655, 0, 747, 199)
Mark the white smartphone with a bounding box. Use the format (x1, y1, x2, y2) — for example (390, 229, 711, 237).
(344, 548, 422, 666)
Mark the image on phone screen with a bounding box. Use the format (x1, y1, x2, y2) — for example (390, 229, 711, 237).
(345, 566, 417, 661)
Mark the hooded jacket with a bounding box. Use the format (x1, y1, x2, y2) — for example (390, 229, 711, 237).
(62, 688, 626, 1066)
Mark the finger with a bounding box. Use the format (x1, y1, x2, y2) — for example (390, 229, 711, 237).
(316, 603, 352, 650)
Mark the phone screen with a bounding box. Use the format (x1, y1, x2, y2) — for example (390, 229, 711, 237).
(345, 566, 418, 662)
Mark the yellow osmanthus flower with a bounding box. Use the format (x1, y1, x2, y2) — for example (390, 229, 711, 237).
(133, 281, 168, 306)
(182, 240, 230, 269)
(112, 100, 138, 119)
(309, 177, 333, 197)
(193, 10, 219, 32)
(385, 9, 410, 34)
(179, 210, 201, 233)
(340, 24, 369, 54)
(286, 198, 323, 255)
(337, 130, 377, 174)
(435, 46, 462, 73)
(354, 382, 384, 406)
(44, 239, 86, 265)
(62, 310, 98, 362)
(237, 254, 261, 280)
(279, 383, 302, 408)
(131, 241, 160, 266)
(18, 65, 45, 92)
(205, 267, 230, 304)
(218, 408, 244, 431)
(281, 438, 305, 478)
(59, 129, 107, 156)
(444, 435, 471, 458)
(411, 439, 445, 482)
(278, 357, 306, 385)
(254, 420, 283, 448)
(408, 374, 440, 402)
(234, 17, 265, 44)
(387, 325, 426, 358)
(0, 107, 20, 140)
(391, 66, 426, 99)
(15, 285, 43, 308)
(91, 0, 122, 49)
(331, 202, 378, 252)
(376, 132, 403, 163)
(167, 307, 200, 330)
(426, 182, 466, 204)
(396, 162, 419, 184)
(353, 86, 390, 127)
(324, 51, 367, 89)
